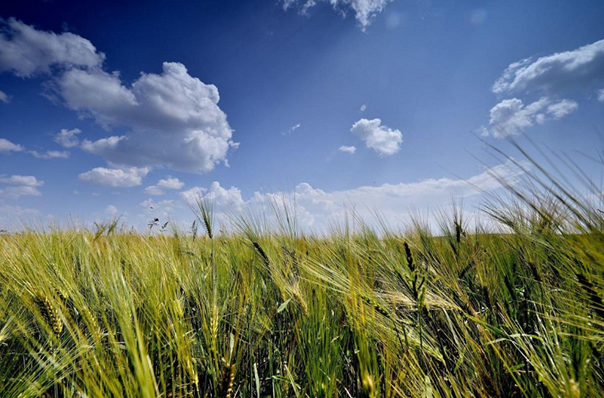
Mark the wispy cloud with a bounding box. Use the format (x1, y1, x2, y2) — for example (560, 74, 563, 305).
(493, 39, 604, 96)
(0, 138, 24, 153)
(29, 150, 70, 159)
(79, 167, 149, 188)
(0, 90, 10, 103)
(338, 145, 356, 154)
(483, 39, 603, 138)
(282, 0, 395, 29)
(282, 123, 301, 135)
(54, 128, 82, 148)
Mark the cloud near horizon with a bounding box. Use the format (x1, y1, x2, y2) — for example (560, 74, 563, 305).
(176, 160, 525, 232)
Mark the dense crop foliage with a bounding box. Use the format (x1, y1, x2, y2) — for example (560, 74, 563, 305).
(1, 154, 603, 397)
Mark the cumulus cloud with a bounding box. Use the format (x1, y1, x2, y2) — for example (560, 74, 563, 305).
(54, 128, 81, 148)
(351, 118, 402, 156)
(29, 149, 70, 159)
(145, 176, 184, 195)
(338, 145, 356, 154)
(0, 175, 44, 200)
(177, 160, 524, 232)
(0, 138, 24, 153)
(179, 187, 206, 205)
(0, 18, 104, 77)
(485, 97, 578, 138)
(0, 136, 69, 159)
(0, 20, 235, 177)
(181, 181, 245, 208)
(493, 39, 604, 96)
(144, 185, 164, 196)
(157, 177, 185, 190)
(0, 89, 10, 103)
(59, 62, 236, 173)
(79, 166, 149, 188)
(483, 39, 604, 137)
(283, 0, 395, 29)
(0, 185, 42, 199)
(0, 175, 43, 186)
(105, 205, 119, 217)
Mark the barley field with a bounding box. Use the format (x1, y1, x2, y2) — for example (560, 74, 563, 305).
(1, 155, 603, 398)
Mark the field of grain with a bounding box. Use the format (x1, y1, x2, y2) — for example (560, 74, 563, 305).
(1, 156, 603, 398)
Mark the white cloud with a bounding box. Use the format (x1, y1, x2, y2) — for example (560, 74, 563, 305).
(181, 181, 245, 208)
(1, 135, 70, 159)
(493, 39, 604, 96)
(545, 99, 579, 119)
(157, 176, 184, 190)
(0, 185, 42, 199)
(283, 0, 395, 29)
(54, 128, 81, 148)
(360, 104, 367, 112)
(0, 89, 10, 103)
(176, 160, 525, 233)
(79, 166, 149, 188)
(338, 145, 356, 154)
(598, 89, 604, 102)
(105, 205, 119, 217)
(0, 18, 104, 77)
(0, 175, 43, 186)
(282, 123, 301, 135)
(59, 62, 236, 173)
(145, 176, 185, 195)
(29, 149, 70, 159)
(144, 185, 164, 196)
(0, 138, 24, 153)
(0, 21, 234, 176)
(350, 118, 402, 156)
(486, 97, 578, 138)
(57, 69, 137, 124)
(180, 187, 206, 205)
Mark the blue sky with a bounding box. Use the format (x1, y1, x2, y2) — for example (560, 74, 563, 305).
(1, 0, 603, 231)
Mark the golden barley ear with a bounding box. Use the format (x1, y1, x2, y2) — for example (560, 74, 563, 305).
(219, 362, 235, 398)
(292, 290, 309, 317)
(38, 295, 63, 335)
